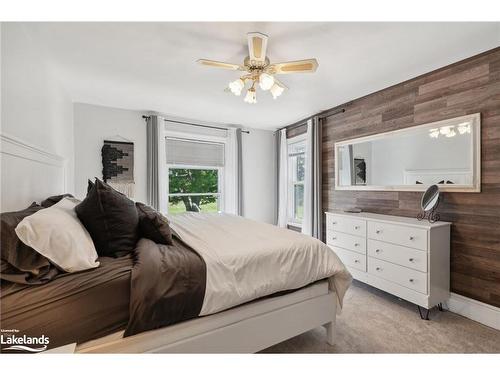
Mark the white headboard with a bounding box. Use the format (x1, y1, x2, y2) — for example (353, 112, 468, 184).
(1, 133, 66, 212)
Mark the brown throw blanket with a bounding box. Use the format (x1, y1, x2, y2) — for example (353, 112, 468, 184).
(124, 237, 206, 337)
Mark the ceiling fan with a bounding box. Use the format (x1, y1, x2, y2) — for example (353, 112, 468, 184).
(197, 32, 319, 104)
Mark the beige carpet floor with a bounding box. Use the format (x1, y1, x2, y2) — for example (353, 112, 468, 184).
(262, 280, 500, 353)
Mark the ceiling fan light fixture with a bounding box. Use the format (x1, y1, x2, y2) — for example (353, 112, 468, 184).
(229, 78, 245, 96)
(259, 73, 275, 91)
(198, 32, 318, 104)
(244, 88, 257, 104)
(270, 82, 284, 99)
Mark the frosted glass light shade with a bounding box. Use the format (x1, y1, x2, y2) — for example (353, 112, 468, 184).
(270, 82, 284, 99)
(229, 78, 245, 96)
(244, 89, 257, 104)
(259, 73, 275, 91)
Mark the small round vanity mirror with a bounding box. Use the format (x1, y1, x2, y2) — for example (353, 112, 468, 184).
(417, 184, 440, 223)
(421, 184, 440, 212)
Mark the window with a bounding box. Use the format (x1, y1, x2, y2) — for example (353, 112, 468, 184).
(287, 136, 306, 226)
(168, 167, 221, 214)
(166, 137, 225, 215)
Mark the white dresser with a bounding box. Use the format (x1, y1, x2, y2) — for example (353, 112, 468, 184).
(325, 211, 451, 317)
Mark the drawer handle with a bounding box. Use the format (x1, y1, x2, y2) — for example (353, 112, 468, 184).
(354, 243, 360, 247)
(332, 237, 337, 240)
(354, 225, 360, 230)
(376, 230, 382, 234)
(376, 267, 382, 271)
(332, 222, 337, 225)
(409, 258, 414, 262)
(375, 249, 381, 253)
(409, 236, 415, 241)
(354, 260, 360, 263)
(409, 278, 414, 283)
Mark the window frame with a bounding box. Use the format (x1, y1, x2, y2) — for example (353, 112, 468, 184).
(287, 133, 307, 227)
(163, 131, 228, 215)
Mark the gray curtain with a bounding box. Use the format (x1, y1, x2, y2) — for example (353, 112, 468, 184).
(302, 116, 323, 239)
(146, 115, 160, 210)
(274, 130, 281, 225)
(236, 128, 243, 215)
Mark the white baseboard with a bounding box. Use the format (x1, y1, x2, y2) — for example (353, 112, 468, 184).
(447, 293, 500, 331)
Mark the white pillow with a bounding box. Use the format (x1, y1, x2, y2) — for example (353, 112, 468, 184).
(15, 197, 100, 272)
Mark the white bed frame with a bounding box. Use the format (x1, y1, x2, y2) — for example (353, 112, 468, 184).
(2, 135, 337, 354)
(76, 281, 336, 353)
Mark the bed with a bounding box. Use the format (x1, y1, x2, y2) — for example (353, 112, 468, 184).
(2, 214, 350, 353)
(0, 137, 352, 353)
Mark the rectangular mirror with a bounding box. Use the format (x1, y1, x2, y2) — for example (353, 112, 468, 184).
(334, 113, 481, 192)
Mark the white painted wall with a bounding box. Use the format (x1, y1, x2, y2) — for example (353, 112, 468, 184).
(1, 23, 75, 196)
(241, 129, 276, 224)
(73, 103, 147, 201)
(73, 103, 277, 224)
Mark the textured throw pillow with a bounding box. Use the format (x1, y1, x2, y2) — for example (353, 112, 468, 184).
(136, 202, 173, 245)
(0, 203, 59, 284)
(40, 193, 74, 208)
(75, 178, 139, 257)
(15, 197, 100, 273)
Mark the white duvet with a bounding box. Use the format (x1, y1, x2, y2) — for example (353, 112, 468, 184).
(168, 213, 352, 316)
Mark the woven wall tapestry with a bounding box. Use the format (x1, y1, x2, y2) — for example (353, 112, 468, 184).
(102, 140, 135, 198)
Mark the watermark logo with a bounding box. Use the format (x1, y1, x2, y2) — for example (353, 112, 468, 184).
(1, 329, 49, 353)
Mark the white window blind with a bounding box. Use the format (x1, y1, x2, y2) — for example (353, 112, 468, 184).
(166, 138, 225, 167)
(164, 122, 228, 138)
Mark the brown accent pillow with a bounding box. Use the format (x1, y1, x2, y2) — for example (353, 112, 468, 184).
(40, 194, 74, 208)
(0, 203, 61, 284)
(75, 179, 139, 257)
(136, 203, 173, 245)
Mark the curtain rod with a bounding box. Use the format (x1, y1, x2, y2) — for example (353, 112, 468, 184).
(276, 107, 346, 132)
(142, 115, 250, 134)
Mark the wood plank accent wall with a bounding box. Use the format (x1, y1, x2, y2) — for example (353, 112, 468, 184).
(322, 47, 500, 307)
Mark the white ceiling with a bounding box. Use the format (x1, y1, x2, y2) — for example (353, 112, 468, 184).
(25, 22, 500, 130)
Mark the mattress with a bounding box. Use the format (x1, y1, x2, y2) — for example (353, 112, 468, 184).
(0, 255, 133, 350)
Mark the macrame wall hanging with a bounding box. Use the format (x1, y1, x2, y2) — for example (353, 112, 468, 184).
(101, 138, 135, 199)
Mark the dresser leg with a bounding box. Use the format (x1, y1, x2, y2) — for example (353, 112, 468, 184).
(417, 306, 430, 320)
(437, 303, 443, 311)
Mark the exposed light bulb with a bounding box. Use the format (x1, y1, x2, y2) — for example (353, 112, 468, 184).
(259, 73, 275, 91)
(229, 78, 244, 96)
(270, 82, 284, 99)
(244, 88, 257, 104)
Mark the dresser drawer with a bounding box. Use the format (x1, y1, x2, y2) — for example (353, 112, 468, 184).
(368, 257, 427, 294)
(331, 246, 366, 272)
(367, 221, 428, 250)
(326, 231, 366, 254)
(326, 215, 366, 237)
(368, 239, 428, 272)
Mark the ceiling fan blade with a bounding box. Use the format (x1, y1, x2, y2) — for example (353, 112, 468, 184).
(247, 32, 268, 63)
(197, 59, 242, 70)
(268, 59, 319, 74)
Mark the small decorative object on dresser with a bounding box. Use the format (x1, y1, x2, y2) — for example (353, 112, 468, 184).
(417, 184, 441, 223)
(325, 211, 451, 320)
